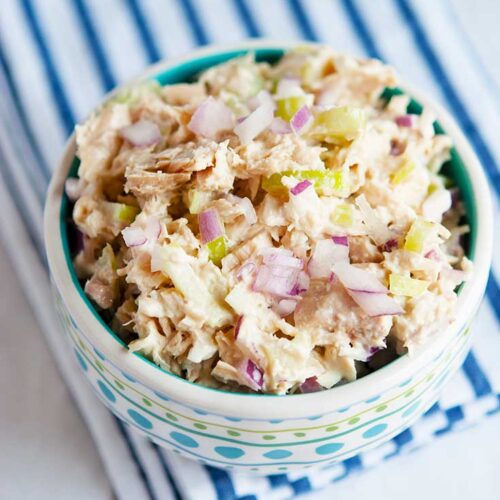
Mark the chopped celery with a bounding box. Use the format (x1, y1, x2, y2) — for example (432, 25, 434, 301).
(110, 80, 161, 105)
(276, 95, 313, 121)
(206, 236, 227, 266)
(262, 169, 348, 197)
(389, 274, 429, 297)
(391, 159, 416, 185)
(313, 106, 366, 143)
(404, 218, 435, 253)
(184, 189, 212, 215)
(103, 202, 139, 225)
(96, 244, 117, 272)
(331, 203, 353, 227)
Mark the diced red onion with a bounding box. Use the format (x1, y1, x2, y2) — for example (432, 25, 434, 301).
(355, 194, 395, 246)
(120, 119, 161, 147)
(122, 226, 148, 247)
(145, 217, 161, 242)
(234, 99, 274, 145)
(289, 270, 310, 296)
(260, 247, 293, 259)
(290, 105, 313, 134)
(276, 299, 297, 317)
(65, 177, 83, 201)
(332, 262, 387, 293)
(263, 251, 303, 269)
(422, 190, 452, 222)
(234, 316, 243, 339)
(332, 235, 348, 246)
(248, 90, 275, 111)
(300, 376, 323, 394)
(290, 180, 312, 196)
(188, 97, 234, 139)
(236, 261, 257, 281)
(308, 239, 349, 279)
(383, 238, 399, 253)
(198, 208, 224, 243)
(348, 290, 404, 317)
(424, 249, 441, 261)
(395, 115, 414, 127)
(243, 359, 264, 390)
(276, 77, 303, 98)
(227, 194, 257, 225)
(253, 264, 299, 297)
(270, 117, 292, 134)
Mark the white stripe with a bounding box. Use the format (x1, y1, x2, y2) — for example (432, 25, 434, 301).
(409, 0, 500, 163)
(463, 393, 499, 422)
(140, 0, 193, 58)
(0, 0, 66, 169)
(0, 170, 150, 500)
(360, 440, 398, 467)
(249, 0, 302, 40)
(86, 0, 147, 82)
(127, 428, 177, 499)
(34, 0, 104, 121)
(193, 0, 246, 43)
(160, 450, 218, 500)
(302, 0, 364, 56)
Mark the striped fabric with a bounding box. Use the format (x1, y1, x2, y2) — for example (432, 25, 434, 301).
(0, 1, 498, 499)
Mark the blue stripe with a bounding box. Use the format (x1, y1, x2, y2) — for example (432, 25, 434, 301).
(0, 39, 50, 179)
(392, 428, 414, 448)
(115, 420, 156, 500)
(232, 0, 260, 38)
(435, 405, 465, 436)
(288, 0, 318, 41)
(72, 0, 116, 91)
(462, 350, 492, 397)
(177, 0, 209, 46)
(268, 473, 290, 488)
(204, 465, 236, 500)
(340, 0, 381, 59)
(151, 444, 183, 500)
(343, 455, 363, 473)
(394, 0, 500, 199)
(486, 272, 500, 324)
(238, 496, 258, 500)
(125, 0, 161, 63)
(290, 476, 312, 495)
(20, 0, 75, 135)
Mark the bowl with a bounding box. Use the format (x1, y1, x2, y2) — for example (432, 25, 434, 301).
(44, 41, 493, 473)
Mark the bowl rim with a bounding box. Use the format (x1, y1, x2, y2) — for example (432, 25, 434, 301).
(44, 40, 493, 419)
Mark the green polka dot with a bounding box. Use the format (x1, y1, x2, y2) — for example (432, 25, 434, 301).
(194, 423, 207, 430)
(166, 413, 178, 421)
(250, 467, 259, 471)
(114, 380, 124, 390)
(426, 373, 435, 382)
(348, 417, 360, 425)
(278, 466, 288, 471)
(142, 398, 152, 407)
(262, 435, 276, 440)
(326, 425, 339, 432)
(78, 339, 86, 351)
(227, 430, 240, 436)
(294, 432, 306, 437)
(375, 405, 388, 412)
(405, 389, 415, 398)
(95, 360, 104, 372)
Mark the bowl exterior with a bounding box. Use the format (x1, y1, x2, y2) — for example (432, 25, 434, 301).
(53, 285, 473, 473)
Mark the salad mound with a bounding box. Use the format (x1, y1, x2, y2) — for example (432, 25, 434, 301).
(68, 46, 471, 395)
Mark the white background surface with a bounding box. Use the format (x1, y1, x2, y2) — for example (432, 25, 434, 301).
(1, 1, 499, 498)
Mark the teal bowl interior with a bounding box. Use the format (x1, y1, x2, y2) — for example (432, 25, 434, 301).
(60, 47, 477, 396)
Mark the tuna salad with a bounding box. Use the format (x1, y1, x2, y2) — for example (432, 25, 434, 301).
(67, 46, 471, 394)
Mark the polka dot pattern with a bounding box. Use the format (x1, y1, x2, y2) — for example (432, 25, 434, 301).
(128, 409, 153, 430)
(170, 431, 199, 448)
(97, 381, 116, 403)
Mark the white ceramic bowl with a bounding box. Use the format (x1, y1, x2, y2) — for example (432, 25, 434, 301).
(44, 41, 492, 474)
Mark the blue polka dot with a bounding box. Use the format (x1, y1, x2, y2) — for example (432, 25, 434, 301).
(214, 446, 245, 459)
(365, 395, 381, 403)
(263, 450, 292, 460)
(338, 406, 350, 413)
(402, 400, 421, 418)
(399, 378, 412, 387)
(315, 442, 344, 455)
(362, 423, 388, 439)
(122, 371, 136, 383)
(94, 348, 105, 360)
(153, 391, 170, 401)
(224, 417, 242, 422)
(170, 431, 199, 448)
(127, 409, 153, 430)
(97, 380, 116, 403)
(70, 316, 79, 330)
(194, 409, 208, 415)
(75, 350, 87, 371)
(269, 419, 284, 424)
(307, 415, 322, 421)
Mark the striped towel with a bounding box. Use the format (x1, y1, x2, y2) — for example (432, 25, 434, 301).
(0, 1, 498, 498)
